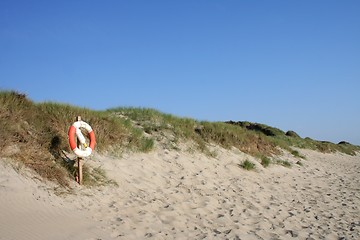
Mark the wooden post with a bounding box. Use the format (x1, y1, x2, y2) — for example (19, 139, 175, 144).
(76, 116, 83, 185)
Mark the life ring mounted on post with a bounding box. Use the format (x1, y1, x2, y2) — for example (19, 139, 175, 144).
(68, 120, 96, 158)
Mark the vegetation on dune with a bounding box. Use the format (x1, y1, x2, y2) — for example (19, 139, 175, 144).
(0, 91, 153, 186)
(261, 156, 271, 168)
(226, 121, 360, 156)
(276, 159, 292, 168)
(109, 107, 280, 156)
(239, 159, 256, 171)
(1, 91, 359, 186)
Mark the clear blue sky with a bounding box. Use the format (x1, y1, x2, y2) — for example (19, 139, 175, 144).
(1, 1, 360, 145)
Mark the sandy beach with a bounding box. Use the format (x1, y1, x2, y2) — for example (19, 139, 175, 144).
(1, 146, 359, 240)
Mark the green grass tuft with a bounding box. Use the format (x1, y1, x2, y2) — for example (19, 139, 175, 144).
(139, 137, 155, 152)
(291, 150, 306, 159)
(239, 159, 256, 170)
(261, 156, 271, 168)
(276, 159, 292, 168)
(82, 166, 118, 187)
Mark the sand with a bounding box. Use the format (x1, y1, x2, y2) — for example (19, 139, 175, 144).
(1, 146, 359, 240)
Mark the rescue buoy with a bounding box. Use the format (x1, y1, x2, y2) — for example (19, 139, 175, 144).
(68, 120, 96, 158)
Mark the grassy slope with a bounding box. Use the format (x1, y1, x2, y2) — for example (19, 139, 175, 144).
(1, 91, 359, 186)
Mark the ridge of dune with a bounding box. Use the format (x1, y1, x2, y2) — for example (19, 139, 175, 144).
(1, 145, 359, 240)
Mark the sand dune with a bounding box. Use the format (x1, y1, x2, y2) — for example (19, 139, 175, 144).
(1, 146, 359, 239)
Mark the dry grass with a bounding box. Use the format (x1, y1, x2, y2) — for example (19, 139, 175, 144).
(110, 108, 280, 156)
(226, 121, 360, 156)
(0, 91, 153, 186)
(1, 91, 359, 187)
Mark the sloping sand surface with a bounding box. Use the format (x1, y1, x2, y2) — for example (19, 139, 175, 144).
(0, 163, 102, 240)
(1, 147, 359, 239)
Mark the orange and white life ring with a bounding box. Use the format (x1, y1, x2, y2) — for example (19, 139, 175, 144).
(68, 120, 96, 158)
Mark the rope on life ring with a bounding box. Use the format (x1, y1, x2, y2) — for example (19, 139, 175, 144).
(68, 120, 96, 158)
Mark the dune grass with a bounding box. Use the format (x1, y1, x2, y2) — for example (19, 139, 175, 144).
(1, 90, 359, 186)
(0, 91, 153, 186)
(261, 156, 271, 168)
(290, 150, 305, 159)
(239, 159, 256, 170)
(109, 107, 280, 156)
(226, 121, 360, 156)
(276, 159, 292, 168)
